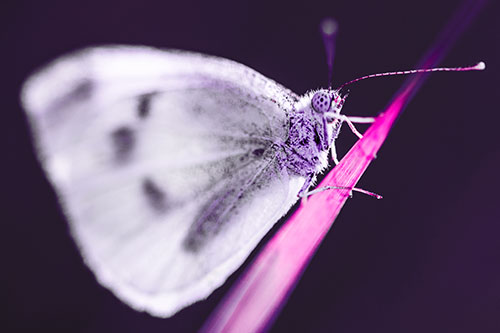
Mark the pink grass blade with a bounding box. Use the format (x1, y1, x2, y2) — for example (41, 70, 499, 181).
(202, 0, 487, 331)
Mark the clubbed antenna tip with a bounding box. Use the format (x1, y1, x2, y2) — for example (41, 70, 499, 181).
(475, 61, 486, 70)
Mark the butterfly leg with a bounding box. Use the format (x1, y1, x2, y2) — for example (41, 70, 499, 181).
(344, 115, 376, 139)
(301, 185, 382, 203)
(327, 113, 375, 139)
(297, 173, 316, 200)
(329, 116, 374, 164)
(330, 142, 340, 165)
(344, 118, 363, 139)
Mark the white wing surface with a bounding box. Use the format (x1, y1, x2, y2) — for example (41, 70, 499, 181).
(21, 46, 306, 317)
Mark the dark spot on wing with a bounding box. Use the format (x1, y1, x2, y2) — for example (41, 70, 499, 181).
(142, 177, 168, 212)
(192, 103, 203, 115)
(137, 93, 155, 119)
(70, 79, 93, 100)
(111, 126, 135, 162)
(51, 78, 94, 112)
(252, 148, 265, 157)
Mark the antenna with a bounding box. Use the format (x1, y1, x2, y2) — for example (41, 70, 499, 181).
(336, 62, 485, 90)
(320, 17, 338, 88)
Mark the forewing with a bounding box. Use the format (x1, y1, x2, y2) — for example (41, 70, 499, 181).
(21, 46, 305, 317)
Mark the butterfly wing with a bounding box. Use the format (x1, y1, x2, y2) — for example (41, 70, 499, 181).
(21, 46, 306, 317)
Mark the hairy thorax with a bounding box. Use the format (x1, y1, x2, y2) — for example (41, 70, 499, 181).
(280, 110, 331, 178)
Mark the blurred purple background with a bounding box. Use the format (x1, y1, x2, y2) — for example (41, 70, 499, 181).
(2, 0, 499, 332)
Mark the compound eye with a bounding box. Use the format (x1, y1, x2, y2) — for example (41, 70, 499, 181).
(311, 91, 332, 113)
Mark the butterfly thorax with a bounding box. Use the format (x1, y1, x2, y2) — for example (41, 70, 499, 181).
(280, 102, 333, 178)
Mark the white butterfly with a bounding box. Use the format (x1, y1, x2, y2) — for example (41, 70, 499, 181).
(21, 45, 369, 317)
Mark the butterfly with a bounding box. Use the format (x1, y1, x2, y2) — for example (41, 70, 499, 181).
(22, 45, 481, 317)
(21, 45, 368, 317)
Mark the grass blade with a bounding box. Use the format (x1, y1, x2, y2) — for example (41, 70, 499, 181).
(202, 0, 487, 331)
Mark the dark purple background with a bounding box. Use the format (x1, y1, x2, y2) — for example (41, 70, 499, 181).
(3, 0, 499, 332)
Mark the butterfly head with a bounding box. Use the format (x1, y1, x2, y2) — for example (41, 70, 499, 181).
(311, 88, 349, 120)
